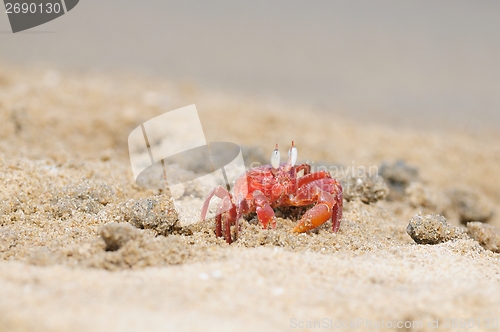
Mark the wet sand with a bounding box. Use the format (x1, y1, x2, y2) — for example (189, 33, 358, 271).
(0, 63, 500, 331)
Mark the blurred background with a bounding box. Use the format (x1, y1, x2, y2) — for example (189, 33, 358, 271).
(1, 0, 499, 131)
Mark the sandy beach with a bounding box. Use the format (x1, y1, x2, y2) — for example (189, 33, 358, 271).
(1, 63, 500, 331)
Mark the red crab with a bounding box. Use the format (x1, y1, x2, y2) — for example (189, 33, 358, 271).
(201, 141, 343, 243)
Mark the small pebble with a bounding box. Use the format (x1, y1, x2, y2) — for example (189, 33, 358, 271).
(467, 222, 500, 253)
(379, 160, 419, 200)
(448, 188, 494, 224)
(107, 195, 180, 236)
(340, 174, 389, 204)
(407, 213, 465, 245)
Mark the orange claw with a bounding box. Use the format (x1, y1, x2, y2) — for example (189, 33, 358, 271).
(291, 190, 338, 233)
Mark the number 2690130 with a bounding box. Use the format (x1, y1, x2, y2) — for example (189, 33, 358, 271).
(5, 2, 62, 14)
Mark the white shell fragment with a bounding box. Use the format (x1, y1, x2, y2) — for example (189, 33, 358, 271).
(271, 145, 280, 169)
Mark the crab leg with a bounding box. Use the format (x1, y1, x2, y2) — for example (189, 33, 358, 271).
(212, 194, 237, 243)
(200, 185, 231, 221)
(297, 170, 329, 187)
(331, 186, 343, 232)
(253, 190, 276, 230)
(201, 185, 237, 243)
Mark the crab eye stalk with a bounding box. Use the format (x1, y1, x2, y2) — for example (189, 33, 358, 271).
(288, 141, 297, 166)
(271, 143, 280, 169)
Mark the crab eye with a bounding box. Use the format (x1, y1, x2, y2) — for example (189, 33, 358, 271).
(271, 144, 280, 169)
(288, 141, 297, 166)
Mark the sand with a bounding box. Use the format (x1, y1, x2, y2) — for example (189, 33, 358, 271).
(1, 63, 500, 331)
